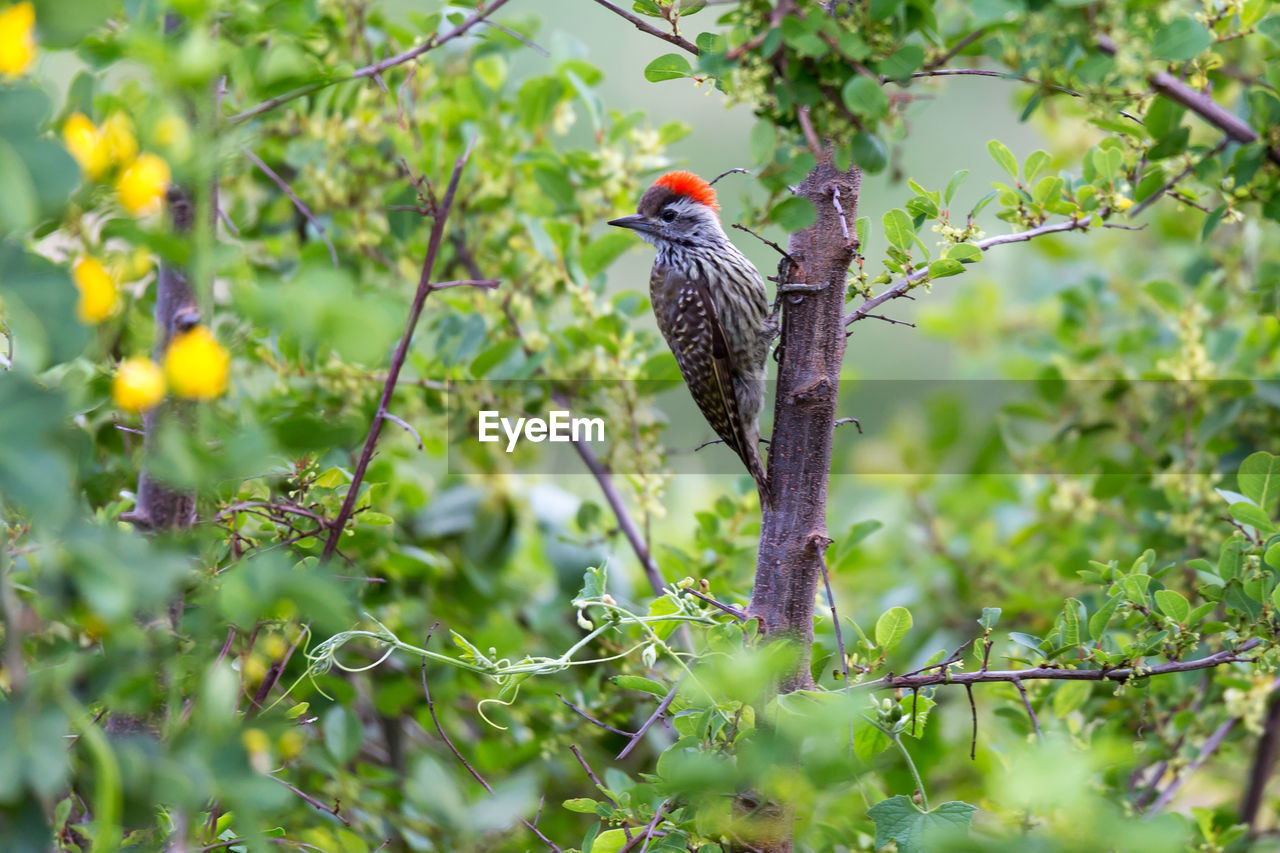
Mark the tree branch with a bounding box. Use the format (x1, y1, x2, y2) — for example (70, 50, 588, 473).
(857, 638, 1260, 690)
(1096, 34, 1280, 167)
(567, 432, 666, 598)
(1240, 682, 1280, 832)
(241, 146, 339, 267)
(586, 0, 699, 55)
(844, 215, 1102, 327)
(228, 0, 514, 124)
(321, 140, 479, 560)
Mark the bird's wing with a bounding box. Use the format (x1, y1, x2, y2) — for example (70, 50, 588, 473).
(651, 265, 766, 494)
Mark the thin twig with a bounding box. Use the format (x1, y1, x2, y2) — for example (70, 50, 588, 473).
(322, 140, 479, 561)
(731, 223, 798, 264)
(567, 433, 665, 598)
(1145, 717, 1238, 816)
(618, 799, 671, 853)
(845, 215, 1102, 327)
(586, 0, 699, 55)
(814, 537, 849, 686)
(680, 587, 747, 621)
(228, 0, 515, 123)
(617, 681, 681, 760)
(906, 67, 1142, 124)
(797, 105, 822, 157)
(421, 658, 564, 852)
(1097, 34, 1280, 166)
(480, 19, 549, 56)
(1013, 678, 1043, 741)
(432, 278, 501, 290)
(568, 744, 632, 841)
(965, 683, 977, 760)
(1129, 139, 1230, 218)
(923, 27, 987, 70)
(709, 167, 751, 186)
(857, 638, 1260, 690)
(269, 774, 352, 827)
(241, 147, 339, 267)
(557, 694, 634, 737)
(381, 412, 423, 450)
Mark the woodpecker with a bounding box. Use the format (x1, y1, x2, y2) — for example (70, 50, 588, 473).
(609, 171, 775, 509)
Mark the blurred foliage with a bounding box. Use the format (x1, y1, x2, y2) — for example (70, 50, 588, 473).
(1, 0, 1280, 852)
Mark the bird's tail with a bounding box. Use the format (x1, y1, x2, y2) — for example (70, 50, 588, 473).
(741, 426, 772, 511)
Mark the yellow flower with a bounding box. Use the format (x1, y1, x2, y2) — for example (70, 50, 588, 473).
(0, 2, 36, 77)
(63, 113, 110, 180)
(72, 256, 120, 323)
(165, 325, 229, 400)
(112, 357, 166, 413)
(1113, 195, 1134, 212)
(100, 112, 138, 166)
(116, 152, 170, 216)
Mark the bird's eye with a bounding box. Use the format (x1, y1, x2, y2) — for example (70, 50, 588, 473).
(660, 209, 677, 222)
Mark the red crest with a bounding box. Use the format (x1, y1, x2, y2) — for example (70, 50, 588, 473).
(654, 170, 719, 211)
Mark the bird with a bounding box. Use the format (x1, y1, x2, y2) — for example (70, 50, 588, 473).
(608, 170, 776, 509)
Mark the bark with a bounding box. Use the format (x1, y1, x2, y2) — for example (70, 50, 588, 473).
(748, 157, 861, 693)
(1241, 692, 1280, 833)
(119, 187, 199, 531)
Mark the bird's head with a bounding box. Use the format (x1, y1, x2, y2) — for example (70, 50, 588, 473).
(608, 170, 724, 247)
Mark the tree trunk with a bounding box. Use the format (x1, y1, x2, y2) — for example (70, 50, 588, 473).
(749, 157, 861, 692)
(120, 186, 199, 531)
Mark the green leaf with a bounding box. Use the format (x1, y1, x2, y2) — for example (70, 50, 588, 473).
(1058, 598, 1083, 647)
(0, 139, 38, 233)
(749, 119, 776, 164)
(882, 208, 914, 252)
(581, 231, 635, 278)
(1053, 680, 1091, 718)
(1152, 17, 1212, 60)
(944, 243, 983, 263)
(928, 258, 965, 278)
(842, 75, 890, 121)
(878, 44, 925, 81)
(943, 170, 968, 206)
(1219, 537, 1246, 580)
(1145, 96, 1186, 139)
(564, 798, 601, 814)
(1230, 501, 1276, 533)
(1239, 452, 1280, 512)
(323, 705, 363, 764)
(1009, 632, 1043, 652)
(1089, 596, 1120, 639)
(592, 828, 629, 853)
(1023, 150, 1051, 183)
(875, 606, 913, 651)
(770, 197, 817, 231)
(868, 796, 977, 853)
(986, 140, 1018, 178)
(1154, 589, 1191, 624)
(644, 54, 692, 82)
(850, 131, 888, 173)
(978, 607, 1001, 630)
(612, 675, 668, 696)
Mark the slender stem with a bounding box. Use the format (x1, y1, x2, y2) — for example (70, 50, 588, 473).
(321, 140, 477, 560)
(892, 734, 930, 811)
(586, 0, 699, 55)
(241, 146, 339, 267)
(855, 638, 1260, 690)
(228, 0, 514, 124)
(845, 215, 1103, 327)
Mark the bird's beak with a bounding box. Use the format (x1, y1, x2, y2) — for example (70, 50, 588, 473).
(607, 214, 653, 234)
